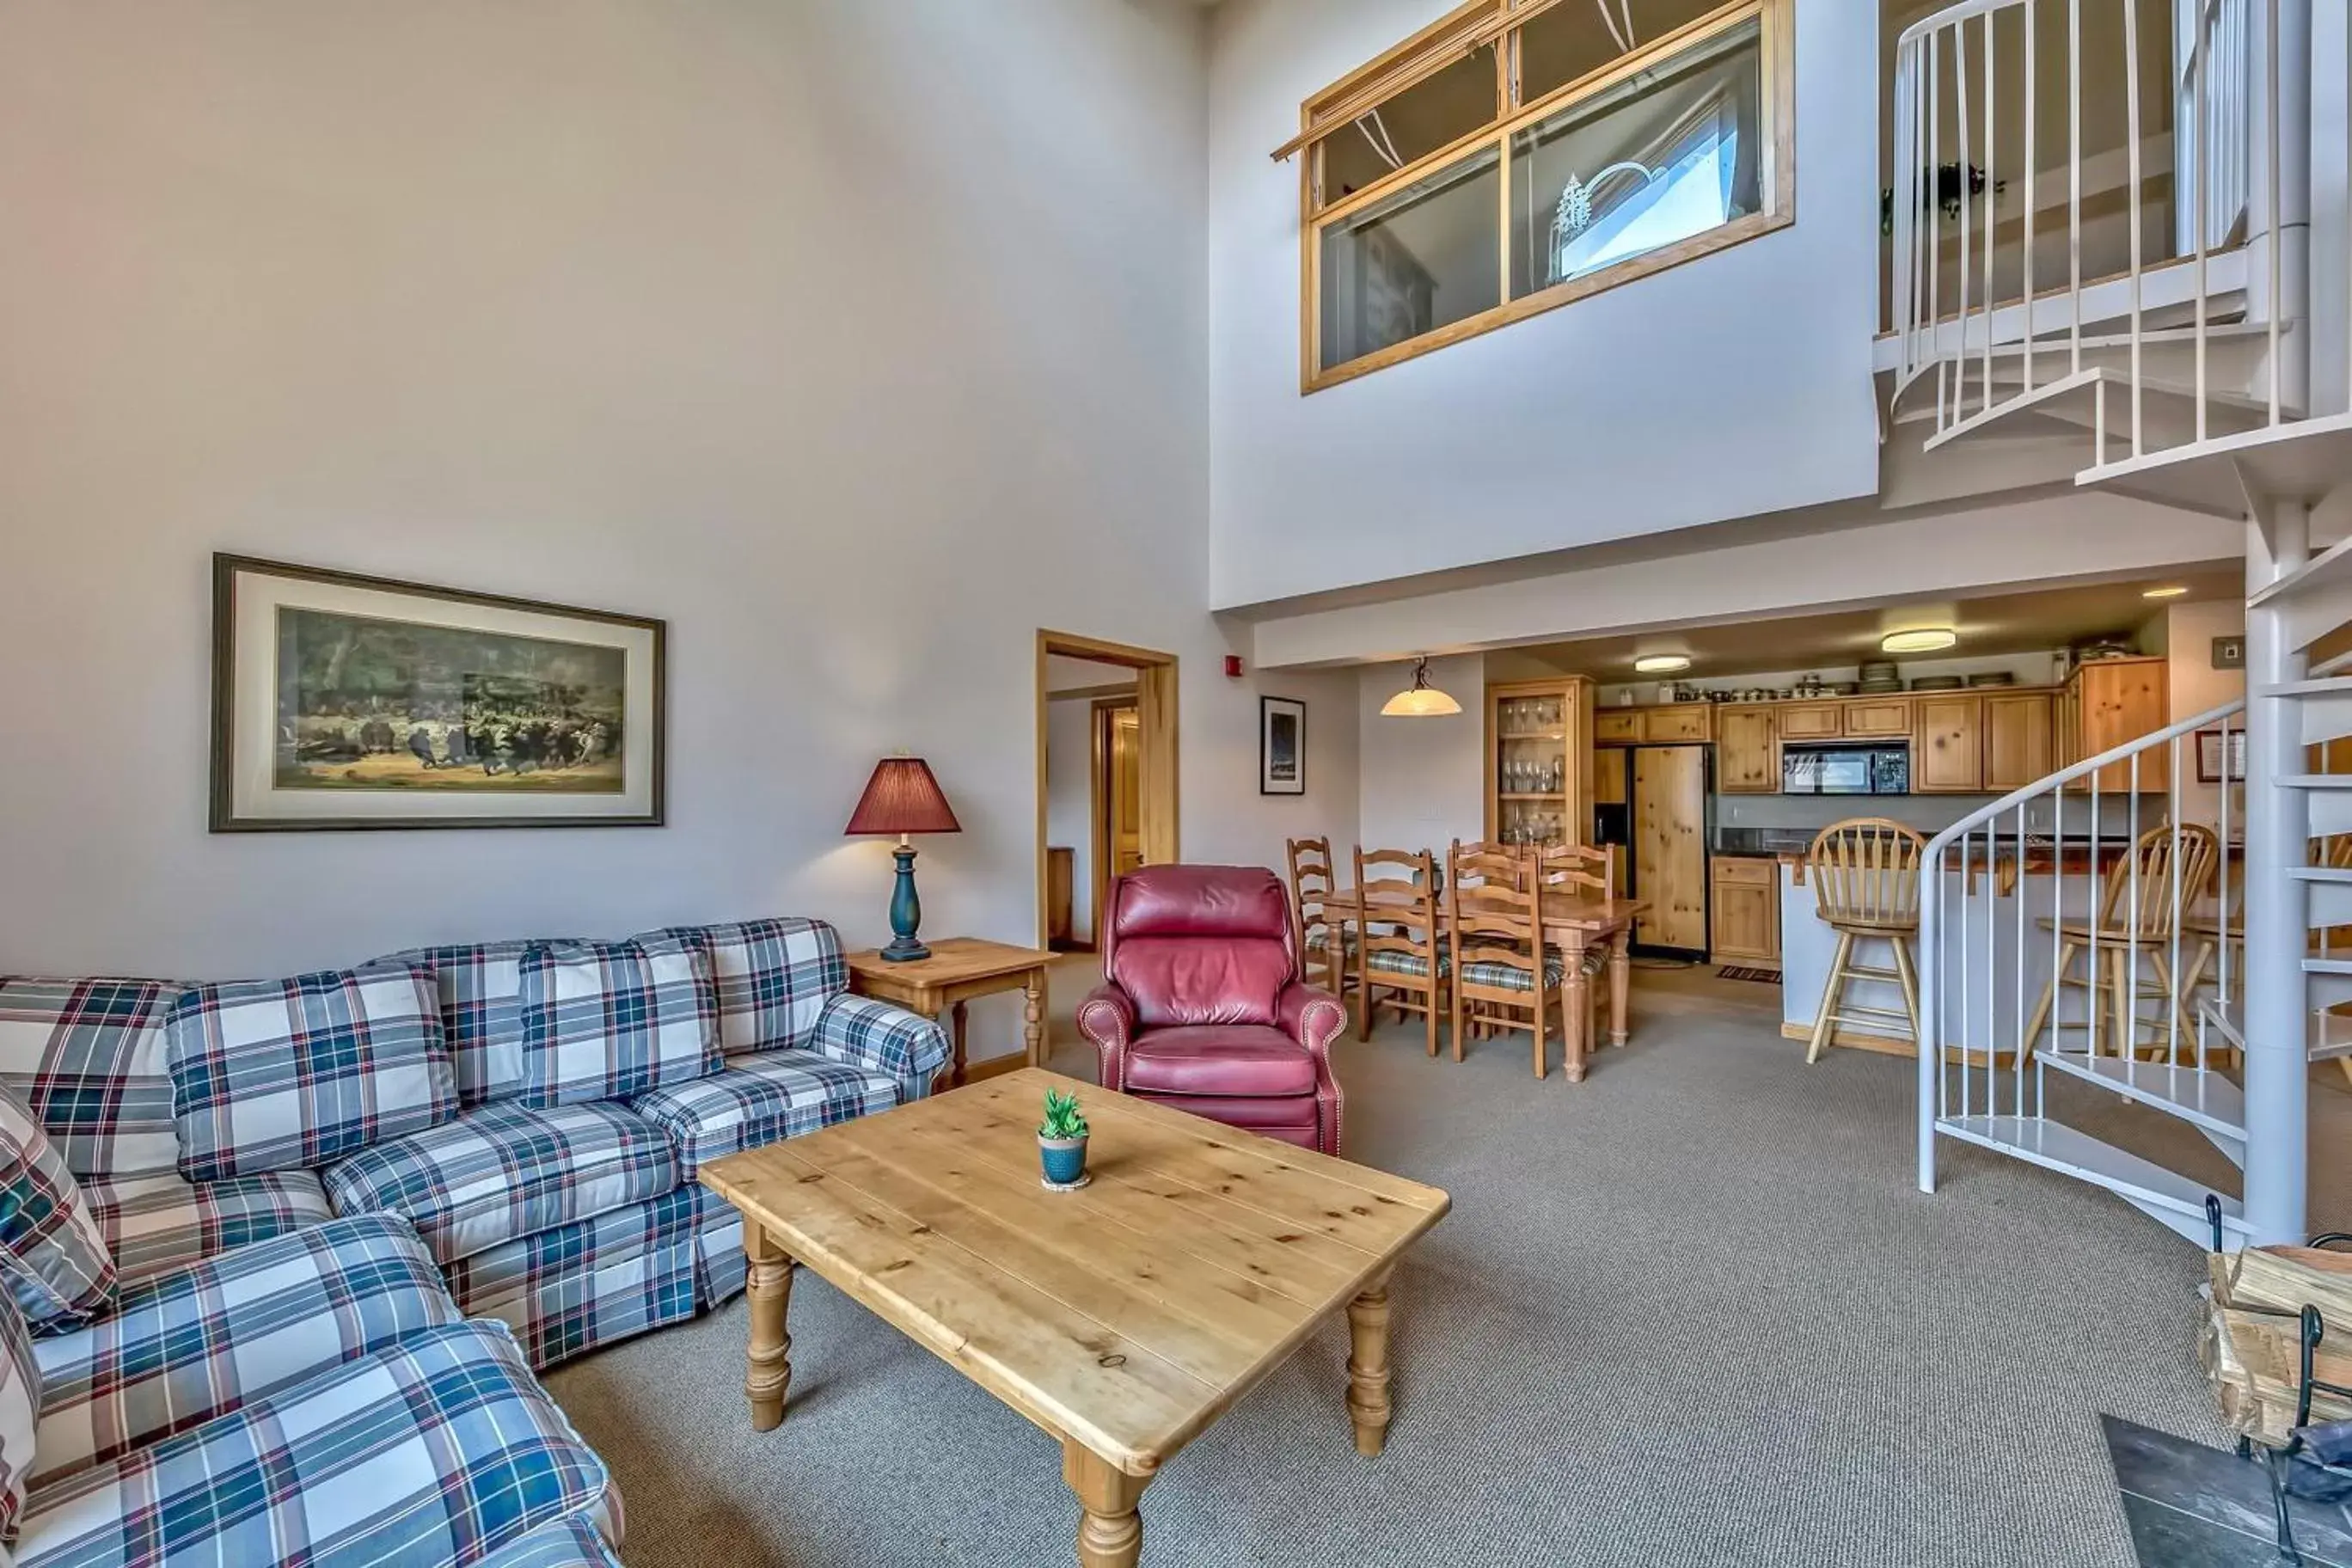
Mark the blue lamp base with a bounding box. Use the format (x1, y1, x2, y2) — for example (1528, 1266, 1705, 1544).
(879, 844, 930, 963)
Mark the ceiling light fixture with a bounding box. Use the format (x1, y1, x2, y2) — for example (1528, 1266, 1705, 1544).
(2142, 585, 2190, 599)
(1633, 654, 1692, 674)
(1881, 628, 1958, 654)
(1380, 656, 1462, 718)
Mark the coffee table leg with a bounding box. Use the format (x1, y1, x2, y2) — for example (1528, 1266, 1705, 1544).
(745, 1222, 793, 1431)
(1346, 1266, 1396, 1457)
(1063, 1440, 1149, 1568)
(950, 1001, 970, 1087)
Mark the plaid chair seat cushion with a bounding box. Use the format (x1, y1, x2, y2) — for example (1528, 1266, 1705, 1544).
(1363, 947, 1449, 980)
(518, 939, 720, 1108)
(1, 1295, 34, 1548)
(0, 1087, 115, 1336)
(379, 940, 581, 1107)
(322, 1102, 679, 1265)
(807, 995, 951, 1101)
(15, 1320, 610, 1568)
(78, 1169, 330, 1288)
(1302, 928, 1357, 952)
(444, 1187, 700, 1371)
(28, 1214, 456, 1491)
(1457, 950, 1570, 993)
(478, 1515, 624, 1568)
(0, 979, 183, 1181)
(646, 920, 844, 1054)
(630, 1049, 897, 1179)
(164, 962, 456, 1181)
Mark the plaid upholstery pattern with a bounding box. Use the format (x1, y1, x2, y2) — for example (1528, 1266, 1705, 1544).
(479, 1515, 624, 1568)
(164, 962, 456, 1181)
(651, 919, 843, 1054)
(630, 1049, 896, 1179)
(0, 1087, 115, 1336)
(79, 1170, 330, 1288)
(15, 1320, 609, 1568)
(1457, 951, 1570, 992)
(690, 1187, 744, 1308)
(1363, 948, 1448, 979)
(459, 1210, 698, 1372)
(0, 980, 183, 1181)
(378, 940, 561, 1106)
(808, 994, 951, 1101)
(518, 938, 720, 1107)
(28, 1215, 457, 1491)
(322, 1102, 679, 1265)
(1, 1294, 33, 1547)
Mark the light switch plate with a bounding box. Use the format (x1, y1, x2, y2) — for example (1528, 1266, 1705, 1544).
(2212, 635, 2245, 671)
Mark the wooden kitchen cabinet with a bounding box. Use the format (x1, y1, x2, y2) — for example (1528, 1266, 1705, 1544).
(1645, 704, 1713, 742)
(2061, 656, 2171, 792)
(1717, 706, 1779, 793)
(1485, 677, 1596, 847)
(1778, 701, 1844, 741)
(1710, 856, 1780, 963)
(1982, 691, 2055, 791)
(1841, 697, 1914, 738)
(1595, 709, 1642, 744)
(1914, 695, 1985, 793)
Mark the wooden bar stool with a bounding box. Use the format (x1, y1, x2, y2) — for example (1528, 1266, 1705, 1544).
(2020, 821, 2219, 1063)
(1804, 818, 1926, 1064)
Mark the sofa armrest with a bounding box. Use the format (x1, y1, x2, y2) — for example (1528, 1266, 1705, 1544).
(1277, 983, 1348, 1064)
(1075, 985, 1136, 1092)
(810, 993, 952, 1101)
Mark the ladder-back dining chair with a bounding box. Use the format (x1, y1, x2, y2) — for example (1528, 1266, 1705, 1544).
(1285, 836, 1359, 1017)
(1352, 846, 1445, 1056)
(2021, 821, 2220, 1063)
(1448, 840, 1565, 1079)
(1804, 818, 1926, 1064)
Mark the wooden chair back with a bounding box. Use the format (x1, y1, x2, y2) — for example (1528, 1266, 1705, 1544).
(1285, 836, 1338, 969)
(1805, 818, 1926, 933)
(2096, 822, 2220, 940)
(1536, 842, 1615, 905)
(1353, 846, 1439, 972)
(1448, 840, 1541, 990)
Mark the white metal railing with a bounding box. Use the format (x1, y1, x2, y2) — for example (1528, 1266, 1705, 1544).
(1915, 696, 2245, 1194)
(1889, 0, 2288, 458)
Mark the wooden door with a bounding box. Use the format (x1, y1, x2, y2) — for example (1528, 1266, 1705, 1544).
(1779, 701, 1844, 741)
(1709, 857, 1779, 961)
(1914, 695, 1984, 793)
(1106, 706, 1144, 876)
(1842, 697, 1914, 738)
(1982, 692, 2055, 791)
(1131, 664, 1179, 863)
(2075, 658, 2171, 791)
(1633, 746, 1709, 951)
(1717, 707, 1779, 793)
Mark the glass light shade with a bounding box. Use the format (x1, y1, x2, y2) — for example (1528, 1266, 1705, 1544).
(1381, 658, 1461, 717)
(1880, 628, 1958, 654)
(2142, 585, 2190, 599)
(1633, 654, 1692, 674)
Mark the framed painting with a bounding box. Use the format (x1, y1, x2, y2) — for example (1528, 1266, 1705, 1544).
(2196, 726, 2247, 785)
(211, 554, 665, 830)
(1260, 695, 1306, 796)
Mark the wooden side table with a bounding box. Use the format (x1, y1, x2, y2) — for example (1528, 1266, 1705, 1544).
(843, 937, 1054, 1088)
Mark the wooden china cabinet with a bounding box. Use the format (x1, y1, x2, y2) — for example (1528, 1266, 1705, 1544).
(1485, 677, 1596, 849)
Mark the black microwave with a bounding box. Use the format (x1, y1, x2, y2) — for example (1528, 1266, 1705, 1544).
(1782, 744, 1910, 795)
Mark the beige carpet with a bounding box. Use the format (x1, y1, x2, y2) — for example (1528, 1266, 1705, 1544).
(543, 971, 2349, 1567)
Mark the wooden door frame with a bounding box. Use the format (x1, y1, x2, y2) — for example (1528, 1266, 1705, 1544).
(1037, 631, 1179, 952)
(1089, 695, 1140, 949)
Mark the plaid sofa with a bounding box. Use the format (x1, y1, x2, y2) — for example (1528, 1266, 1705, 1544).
(0, 917, 947, 1565)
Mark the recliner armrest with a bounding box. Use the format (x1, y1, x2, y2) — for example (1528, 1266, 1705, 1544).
(1277, 983, 1347, 1063)
(1075, 985, 1137, 1091)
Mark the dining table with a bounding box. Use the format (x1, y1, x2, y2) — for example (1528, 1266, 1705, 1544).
(1315, 885, 1649, 1082)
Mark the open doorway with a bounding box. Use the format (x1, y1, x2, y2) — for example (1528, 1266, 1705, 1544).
(1036, 631, 1178, 954)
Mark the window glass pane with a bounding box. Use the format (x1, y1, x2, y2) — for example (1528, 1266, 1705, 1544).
(1507, 17, 1762, 299)
(1320, 144, 1502, 372)
(1317, 45, 1499, 206)
(1516, 0, 1728, 107)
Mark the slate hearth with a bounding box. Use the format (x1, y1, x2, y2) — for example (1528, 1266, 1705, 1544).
(2106, 1414, 2352, 1566)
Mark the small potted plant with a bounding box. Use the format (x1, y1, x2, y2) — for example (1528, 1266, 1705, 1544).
(1038, 1087, 1090, 1189)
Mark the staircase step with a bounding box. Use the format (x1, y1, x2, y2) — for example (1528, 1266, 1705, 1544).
(2285, 780, 2352, 838)
(1922, 366, 2275, 458)
(2034, 1050, 2247, 1142)
(1936, 1113, 2250, 1237)
(2294, 867, 2352, 926)
(2301, 959, 2352, 1013)
(2201, 996, 2352, 1063)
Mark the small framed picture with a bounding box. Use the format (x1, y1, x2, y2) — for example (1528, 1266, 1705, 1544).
(2196, 726, 2247, 784)
(1259, 696, 1306, 796)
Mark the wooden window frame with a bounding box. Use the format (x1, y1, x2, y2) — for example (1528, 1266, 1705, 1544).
(1291, 0, 1796, 395)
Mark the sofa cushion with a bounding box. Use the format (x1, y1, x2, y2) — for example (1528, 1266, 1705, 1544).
(630, 1049, 897, 1179)
(380, 940, 570, 1106)
(0, 1295, 32, 1549)
(0, 978, 183, 1180)
(322, 1102, 679, 1265)
(649, 919, 843, 1054)
(28, 1214, 456, 1491)
(518, 938, 720, 1107)
(0, 1087, 115, 1336)
(15, 1320, 611, 1568)
(1123, 1026, 1317, 1099)
(164, 961, 456, 1180)
(78, 1168, 332, 1288)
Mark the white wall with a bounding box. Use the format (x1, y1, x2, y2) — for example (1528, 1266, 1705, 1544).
(2158, 599, 2249, 829)
(1357, 655, 1490, 856)
(0, 1, 1360, 980)
(1044, 698, 1099, 944)
(1206, 0, 1884, 609)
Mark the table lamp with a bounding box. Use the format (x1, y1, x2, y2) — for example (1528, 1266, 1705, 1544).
(844, 756, 962, 962)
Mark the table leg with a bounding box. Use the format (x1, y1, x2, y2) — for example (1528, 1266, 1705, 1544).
(1024, 971, 1046, 1069)
(1063, 1441, 1149, 1568)
(744, 1222, 793, 1430)
(1346, 1266, 1396, 1457)
(949, 1001, 970, 1088)
(1608, 928, 1632, 1050)
(1562, 954, 1590, 1084)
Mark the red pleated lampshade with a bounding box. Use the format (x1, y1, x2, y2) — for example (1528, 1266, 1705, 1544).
(844, 757, 961, 836)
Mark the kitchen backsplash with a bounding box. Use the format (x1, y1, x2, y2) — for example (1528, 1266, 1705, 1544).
(1716, 792, 2169, 838)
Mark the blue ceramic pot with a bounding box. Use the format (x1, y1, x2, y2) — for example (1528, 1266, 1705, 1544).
(1039, 1136, 1087, 1185)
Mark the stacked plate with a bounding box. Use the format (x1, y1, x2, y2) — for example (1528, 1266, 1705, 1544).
(1966, 671, 2015, 688)
(1909, 675, 1965, 690)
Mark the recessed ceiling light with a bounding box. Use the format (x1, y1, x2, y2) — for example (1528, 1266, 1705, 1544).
(2143, 585, 2190, 599)
(1633, 654, 1692, 674)
(1881, 628, 1957, 654)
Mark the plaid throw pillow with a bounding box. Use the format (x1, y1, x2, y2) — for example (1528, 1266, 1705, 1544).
(164, 962, 456, 1182)
(0, 1083, 115, 1334)
(649, 920, 843, 1053)
(0, 1294, 31, 1546)
(518, 937, 720, 1106)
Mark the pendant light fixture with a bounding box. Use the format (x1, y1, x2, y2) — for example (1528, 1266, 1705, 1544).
(1381, 656, 1461, 717)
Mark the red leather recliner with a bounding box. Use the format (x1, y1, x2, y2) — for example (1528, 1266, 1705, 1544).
(1078, 865, 1345, 1157)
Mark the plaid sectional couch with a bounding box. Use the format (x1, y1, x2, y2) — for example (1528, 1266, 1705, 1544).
(0, 917, 948, 1566)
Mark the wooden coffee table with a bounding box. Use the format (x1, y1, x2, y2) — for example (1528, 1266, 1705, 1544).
(698, 1068, 1449, 1566)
